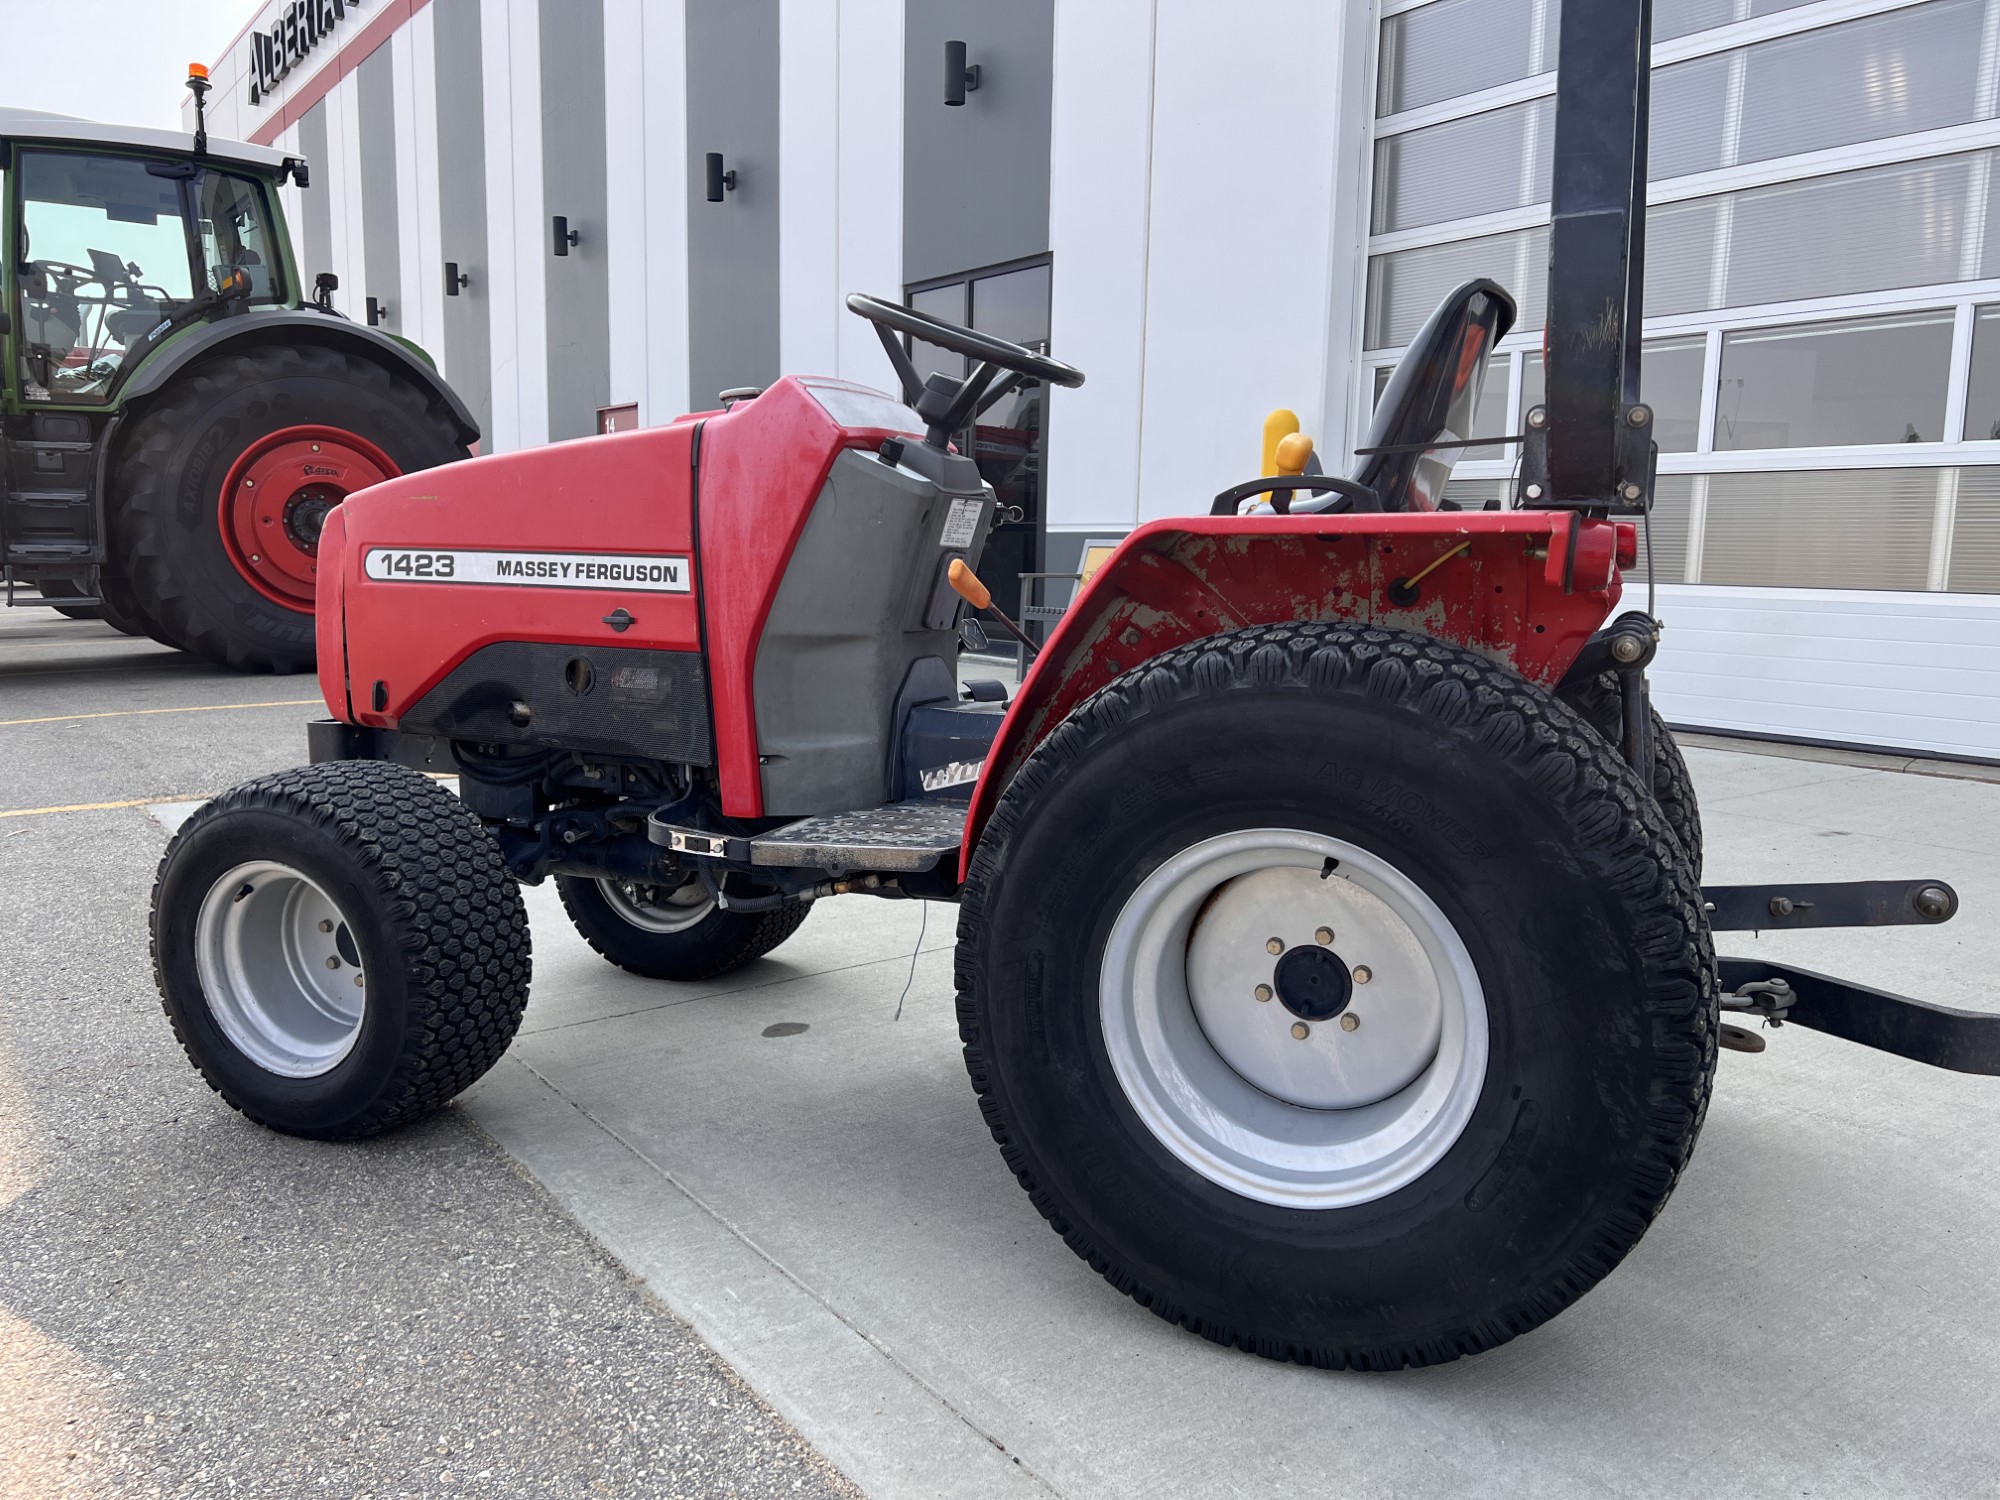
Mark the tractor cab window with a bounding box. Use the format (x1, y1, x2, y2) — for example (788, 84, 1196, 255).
(193, 171, 283, 305)
(15, 151, 195, 402)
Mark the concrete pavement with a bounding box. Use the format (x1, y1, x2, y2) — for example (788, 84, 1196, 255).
(459, 749, 2000, 1500)
(0, 609, 859, 1499)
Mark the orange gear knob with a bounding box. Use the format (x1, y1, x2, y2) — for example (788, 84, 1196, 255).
(948, 558, 991, 610)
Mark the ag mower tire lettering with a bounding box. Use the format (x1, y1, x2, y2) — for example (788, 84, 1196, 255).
(111, 345, 468, 674)
(955, 623, 1718, 1370)
(151, 761, 532, 1139)
(1560, 670, 1703, 876)
(556, 875, 811, 981)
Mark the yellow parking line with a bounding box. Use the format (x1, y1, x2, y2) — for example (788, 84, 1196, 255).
(0, 699, 321, 728)
(0, 795, 208, 820)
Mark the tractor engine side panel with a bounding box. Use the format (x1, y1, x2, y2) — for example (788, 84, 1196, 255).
(328, 422, 704, 745)
(959, 511, 1633, 879)
(751, 448, 990, 816)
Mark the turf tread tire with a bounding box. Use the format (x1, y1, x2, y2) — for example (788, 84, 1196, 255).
(1560, 670, 1703, 875)
(554, 875, 810, 981)
(152, 760, 532, 1139)
(955, 622, 1717, 1370)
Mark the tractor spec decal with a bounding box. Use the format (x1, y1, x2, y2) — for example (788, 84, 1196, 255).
(939, 498, 983, 549)
(363, 548, 692, 592)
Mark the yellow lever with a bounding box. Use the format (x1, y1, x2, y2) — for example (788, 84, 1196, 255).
(1274, 431, 1315, 476)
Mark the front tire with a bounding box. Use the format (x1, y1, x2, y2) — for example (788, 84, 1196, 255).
(151, 761, 532, 1139)
(555, 874, 810, 980)
(110, 345, 469, 673)
(956, 624, 1716, 1369)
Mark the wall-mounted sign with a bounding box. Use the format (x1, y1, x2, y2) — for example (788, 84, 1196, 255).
(248, 0, 365, 105)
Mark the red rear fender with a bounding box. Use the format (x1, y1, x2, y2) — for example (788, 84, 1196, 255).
(958, 510, 1631, 878)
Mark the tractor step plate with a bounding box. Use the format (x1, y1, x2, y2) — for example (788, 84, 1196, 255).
(750, 800, 970, 872)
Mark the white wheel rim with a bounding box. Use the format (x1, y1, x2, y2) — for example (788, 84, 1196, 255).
(1099, 829, 1488, 1209)
(194, 860, 367, 1079)
(598, 876, 715, 933)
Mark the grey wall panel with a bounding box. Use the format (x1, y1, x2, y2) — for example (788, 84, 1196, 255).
(686, 0, 780, 409)
(902, 0, 1053, 285)
(433, 0, 491, 446)
(355, 45, 401, 331)
(541, 0, 612, 441)
(295, 100, 333, 289)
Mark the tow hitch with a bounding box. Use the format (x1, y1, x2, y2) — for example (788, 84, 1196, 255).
(1705, 878, 1996, 1074)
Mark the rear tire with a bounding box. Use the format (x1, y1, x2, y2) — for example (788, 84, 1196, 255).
(955, 623, 1716, 1369)
(110, 345, 469, 673)
(151, 761, 532, 1139)
(555, 874, 810, 981)
(1560, 671, 1702, 875)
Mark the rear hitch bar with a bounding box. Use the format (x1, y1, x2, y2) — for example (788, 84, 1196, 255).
(1717, 958, 2000, 1076)
(1704, 879, 1957, 932)
(1705, 876, 1994, 1074)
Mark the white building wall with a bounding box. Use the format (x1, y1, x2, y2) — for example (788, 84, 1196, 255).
(480, 0, 549, 452)
(393, 12, 447, 363)
(320, 71, 366, 319)
(779, 0, 906, 394)
(604, 0, 692, 426)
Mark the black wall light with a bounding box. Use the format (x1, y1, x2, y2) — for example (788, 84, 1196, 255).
(365, 295, 389, 327)
(552, 215, 580, 257)
(444, 261, 469, 297)
(945, 39, 980, 105)
(705, 152, 737, 202)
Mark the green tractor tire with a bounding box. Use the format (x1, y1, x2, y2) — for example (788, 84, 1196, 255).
(109, 344, 469, 674)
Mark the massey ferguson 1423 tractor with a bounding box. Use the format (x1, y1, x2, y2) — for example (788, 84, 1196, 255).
(1, 72, 476, 669)
(151, 3, 1997, 1368)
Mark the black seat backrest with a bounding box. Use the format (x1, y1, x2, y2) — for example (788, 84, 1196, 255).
(1351, 279, 1516, 513)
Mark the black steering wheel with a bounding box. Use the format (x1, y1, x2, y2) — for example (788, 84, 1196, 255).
(845, 293, 1085, 390)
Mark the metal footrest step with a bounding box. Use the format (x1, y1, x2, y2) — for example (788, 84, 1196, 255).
(651, 799, 968, 873)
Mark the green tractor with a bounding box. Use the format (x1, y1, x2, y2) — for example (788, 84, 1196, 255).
(1, 74, 476, 672)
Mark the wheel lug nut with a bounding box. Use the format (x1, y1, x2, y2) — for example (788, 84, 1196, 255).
(1353, 966, 1372, 984)
(354, 974, 365, 987)
(1290, 1022, 1310, 1040)
(318, 919, 334, 932)
(1253, 984, 1272, 1002)
(1339, 1014, 1360, 1032)
(325, 955, 340, 969)
(1315, 927, 1333, 945)
(1265, 937, 1284, 955)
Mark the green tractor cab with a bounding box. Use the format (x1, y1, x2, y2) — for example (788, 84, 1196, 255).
(0, 96, 477, 671)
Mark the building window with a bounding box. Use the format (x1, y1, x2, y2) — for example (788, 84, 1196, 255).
(1714, 311, 1956, 450)
(1363, 0, 2000, 596)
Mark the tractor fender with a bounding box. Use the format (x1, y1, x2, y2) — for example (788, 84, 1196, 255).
(957, 510, 1634, 880)
(115, 311, 481, 449)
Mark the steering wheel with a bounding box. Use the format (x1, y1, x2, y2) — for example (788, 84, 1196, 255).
(845, 294, 1085, 390)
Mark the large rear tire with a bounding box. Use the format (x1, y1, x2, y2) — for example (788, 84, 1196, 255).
(555, 874, 811, 981)
(955, 623, 1716, 1369)
(110, 345, 469, 673)
(151, 761, 532, 1139)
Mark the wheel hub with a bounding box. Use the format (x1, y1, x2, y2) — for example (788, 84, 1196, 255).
(193, 860, 367, 1079)
(282, 484, 341, 553)
(1273, 944, 1352, 1021)
(599, 876, 715, 933)
(1101, 829, 1486, 1208)
(217, 426, 398, 611)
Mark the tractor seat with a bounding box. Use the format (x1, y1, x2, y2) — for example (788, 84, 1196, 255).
(1209, 278, 1517, 518)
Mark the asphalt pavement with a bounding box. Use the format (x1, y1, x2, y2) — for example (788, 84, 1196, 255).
(0, 606, 859, 1499)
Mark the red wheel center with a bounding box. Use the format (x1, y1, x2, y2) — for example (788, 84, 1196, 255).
(218, 426, 399, 611)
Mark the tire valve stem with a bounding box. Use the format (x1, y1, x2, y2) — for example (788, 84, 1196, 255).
(1291, 1022, 1310, 1041)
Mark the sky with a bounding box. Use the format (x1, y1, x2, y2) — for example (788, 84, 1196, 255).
(0, 0, 253, 133)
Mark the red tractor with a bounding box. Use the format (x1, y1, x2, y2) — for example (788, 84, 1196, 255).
(149, 5, 1993, 1368)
